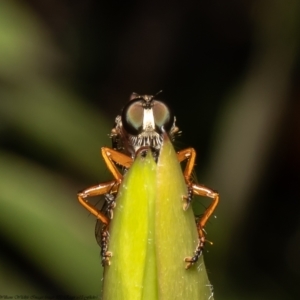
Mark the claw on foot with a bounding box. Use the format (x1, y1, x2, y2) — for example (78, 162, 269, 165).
(182, 195, 189, 210)
(184, 256, 198, 269)
(102, 251, 113, 266)
(101, 226, 112, 266)
(184, 236, 205, 269)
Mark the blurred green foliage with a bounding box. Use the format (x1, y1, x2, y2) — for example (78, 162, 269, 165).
(0, 0, 300, 299)
(0, 0, 110, 294)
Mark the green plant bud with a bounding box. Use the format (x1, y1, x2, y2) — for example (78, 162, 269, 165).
(102, 134, 213, 300)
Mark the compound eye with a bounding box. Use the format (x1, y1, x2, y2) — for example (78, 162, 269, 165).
(121, 100, 144, 135)
(152, 101, 173, 132)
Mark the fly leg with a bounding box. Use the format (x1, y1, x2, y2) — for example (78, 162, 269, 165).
(78, 181, 119, 222)
(184, 185, 219, 269)
(99, 147, 133, 219)
(100, 224, 112, 266)
(176, 147, 196, 210)
(96, 193, 117, 266)
(176, 148, 219, 269)
(78, 181, 118, 265)
(78, 147, 133, 218)
(101, 147, 133, 181)
(103, 193, 117, 219)
(78, 147, 133, 265)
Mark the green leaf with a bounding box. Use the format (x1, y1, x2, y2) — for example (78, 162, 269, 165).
(102, 135, 214, 300)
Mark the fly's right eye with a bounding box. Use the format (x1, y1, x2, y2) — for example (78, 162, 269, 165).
(121, 100, 144, 135)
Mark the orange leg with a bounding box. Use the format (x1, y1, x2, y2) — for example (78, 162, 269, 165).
(177, 147, 198, 210)
(192, 184, 219, 229)
(176, 148, 219, 269)
(177, 147, 196, 182)
(184, 184, 219, 269)
(77, 147, 133, 265)
(78, 147, 133, 220)
(101, 147, 133, 181)
(78, 181, 118, 266)
(78, 181, 118, 224)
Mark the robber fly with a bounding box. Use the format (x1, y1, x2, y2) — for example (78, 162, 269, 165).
(77, 93, 219, 269)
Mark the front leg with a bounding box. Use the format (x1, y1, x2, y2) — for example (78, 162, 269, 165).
(184, 185, 219, 269)
(78, 148, 133, 265)
(101, 147, 133, 181)
(79, 148, 133, 219)
(176, 148, 219, 268)
(176, 148, 196, 210)
(78, 180, 119, 223)
(99, 224, 113, 266)
(78, 181, 118, 265)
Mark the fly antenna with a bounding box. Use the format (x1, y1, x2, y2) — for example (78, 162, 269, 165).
(154, 90, 163, 98)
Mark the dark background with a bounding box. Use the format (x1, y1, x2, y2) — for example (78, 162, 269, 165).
(0, 0, 299, 299)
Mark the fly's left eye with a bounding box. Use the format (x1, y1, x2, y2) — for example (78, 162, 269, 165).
(121, 100, 144, 135)
(152, 101, 173, 132)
